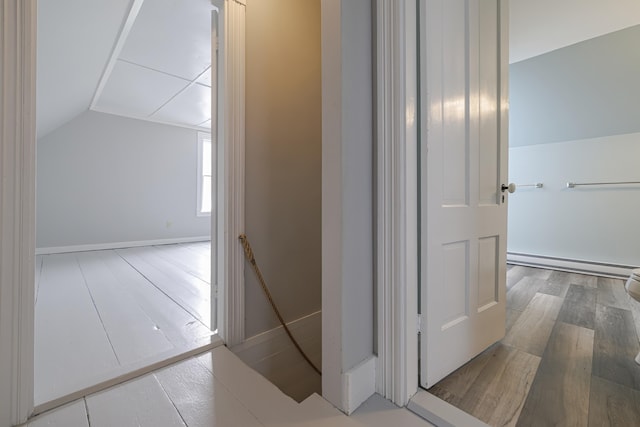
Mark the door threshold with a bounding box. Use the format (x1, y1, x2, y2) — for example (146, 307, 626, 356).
(33, 334, 224, 417)
(407, 390, 489, 427)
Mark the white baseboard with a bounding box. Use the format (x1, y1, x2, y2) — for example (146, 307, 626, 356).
(231, 311, 322, 402)
(231, 310, 322, 354)
(507, 252, 637, 279)
(231, 311, 322, 376)
(341, 356, 376, 415)
(35, 236, 211, 255)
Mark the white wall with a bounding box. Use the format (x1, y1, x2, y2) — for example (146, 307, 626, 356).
(36, 111, 211, 248)
(508, 133, 640, 266)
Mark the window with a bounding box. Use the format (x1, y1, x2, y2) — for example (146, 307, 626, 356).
(197, 132, 213, 216)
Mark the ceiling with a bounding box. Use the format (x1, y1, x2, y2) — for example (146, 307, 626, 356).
(37, 0, 213, 138)
(36, 0, 640, 138)
(509, 0, 640, 63)
(92, 0, 213, 129)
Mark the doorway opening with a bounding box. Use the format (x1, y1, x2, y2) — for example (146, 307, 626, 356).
(228, 0, 323, 403)
(417, 2, 640, 425)
(34, 0, 223, 411)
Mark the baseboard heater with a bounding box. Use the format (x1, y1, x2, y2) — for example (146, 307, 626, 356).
(507, 252, 637, 279)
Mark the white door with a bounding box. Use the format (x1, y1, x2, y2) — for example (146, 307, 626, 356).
(419, 0, 510, 388)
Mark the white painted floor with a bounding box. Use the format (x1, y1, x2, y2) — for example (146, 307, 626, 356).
(34, 242, 216, 406)
(23, 346, 435, 427)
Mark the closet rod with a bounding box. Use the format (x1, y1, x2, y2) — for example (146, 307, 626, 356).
(516, 183, 543, 188)
(566, 181, 640, 188)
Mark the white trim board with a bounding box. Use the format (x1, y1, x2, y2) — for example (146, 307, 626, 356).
(36, 237, 211, 255)
(231, 311, 321, 403)
(374, 0, 419, 407)
(33, 336, 223, 417)
(507, 252, 637, 279)
(408, 390, 490, 427)
(218, 0, 246, 348)
(90, 106, 211, 133)
(230, 310, 321, 356)
(341, 356, 377, 415)
(89, 0, 145, 109)
(0, 1, 37, 425)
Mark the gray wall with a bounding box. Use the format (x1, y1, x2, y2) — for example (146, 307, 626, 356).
(244, 0, 322, 338)
(510, 24, 640, 146)
(321, 0, 374, 406)
(508, 25, 640, 266)
(36, 111, 211, 248)
(338, 0, 374, 372)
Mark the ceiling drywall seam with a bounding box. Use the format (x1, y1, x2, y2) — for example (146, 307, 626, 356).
(89, 0, 145, 109)
(147, 66, 212, 118)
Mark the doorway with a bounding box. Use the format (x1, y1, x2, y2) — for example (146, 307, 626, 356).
(229, 0, 323, 403)
(33, 0, 224, 411)
(418, 0, 509, 389)
(414, 1, 640, 424)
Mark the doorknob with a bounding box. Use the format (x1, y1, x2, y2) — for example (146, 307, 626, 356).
(501, 183, 516, 193)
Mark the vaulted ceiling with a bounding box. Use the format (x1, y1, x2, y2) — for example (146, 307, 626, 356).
(36, 0, 640, 138)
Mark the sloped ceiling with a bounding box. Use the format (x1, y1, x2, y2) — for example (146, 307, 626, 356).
(510, 0, 640, 63)
(93, 0, 213, 128)
(37, 0, 133, 137)
(36, 0, 212, 138)
(37, 0, 640, 137)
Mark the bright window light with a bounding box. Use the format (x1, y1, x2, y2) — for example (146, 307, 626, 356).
(197, 132, 213, 216)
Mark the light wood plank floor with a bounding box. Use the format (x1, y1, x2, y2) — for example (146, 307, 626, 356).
(429, 266, 640, 427)
(23, 346, 436, 427)
(35, 242, 216, 406)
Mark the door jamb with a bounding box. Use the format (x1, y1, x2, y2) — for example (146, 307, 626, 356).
(216, 0, 246, 348)
(374, 0, 419, 407)
(0, 0, 246, 424)
(0, 1, 37, 425)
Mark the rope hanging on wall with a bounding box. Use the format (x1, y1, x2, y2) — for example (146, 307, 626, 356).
(239, 234, 322, 376)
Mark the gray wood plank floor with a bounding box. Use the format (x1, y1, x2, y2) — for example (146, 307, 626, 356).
(34, 242, 215, 406)
(429, 265, 640, 427)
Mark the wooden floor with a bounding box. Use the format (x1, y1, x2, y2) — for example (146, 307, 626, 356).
(34, 242, 216, 406)
(429, 265, 640, 427)
(23, 346, 435, 427)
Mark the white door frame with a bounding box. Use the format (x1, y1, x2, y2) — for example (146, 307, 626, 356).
(0, 2, 37, 425)
(374, 0, 419, 407)
(216, 0, 246, 348)
(0, 0, 245, 424)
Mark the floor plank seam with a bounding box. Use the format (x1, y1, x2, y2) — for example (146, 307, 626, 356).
(114, 249, 210, 331)
(75, 254, 122, 365)
(35, 255, 44, 305)
(155, 374, 189, 427)
(83, 397, 92, 427)
(433, 267, 640, 426)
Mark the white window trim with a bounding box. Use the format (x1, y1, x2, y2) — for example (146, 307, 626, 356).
(197, 131, 213, 217)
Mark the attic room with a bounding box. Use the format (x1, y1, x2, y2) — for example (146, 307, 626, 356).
(34, 0, 218, 407)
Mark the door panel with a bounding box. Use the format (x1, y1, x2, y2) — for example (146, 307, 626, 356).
(420, 0, 509, 388)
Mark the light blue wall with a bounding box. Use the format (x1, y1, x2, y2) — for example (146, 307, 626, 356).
(510, 24, 640, 147)
(508, 25, 640, 266)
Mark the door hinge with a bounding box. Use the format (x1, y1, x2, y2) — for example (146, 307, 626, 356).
(417, 314, 423, 334)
